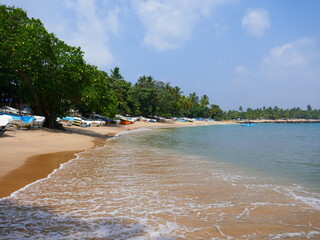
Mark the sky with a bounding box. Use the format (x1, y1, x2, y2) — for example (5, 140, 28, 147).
(1, 0, 320, 111)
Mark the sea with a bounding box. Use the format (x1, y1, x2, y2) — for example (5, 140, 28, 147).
(0, 123, 320, 239)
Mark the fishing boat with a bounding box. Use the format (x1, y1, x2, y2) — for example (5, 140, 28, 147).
(58, 117, 74, 126)
(72, 117, 87, 127)
(0, 106, 45, 129)
(0, 115, 13, 135)
(117, 115, 135, 125)
(120, 119, 133, 125)
(32, 115, 46, 128)
(0, 113, 34, 129)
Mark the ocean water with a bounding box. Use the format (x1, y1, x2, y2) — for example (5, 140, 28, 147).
(143, 124, 320, 192)
(0, 123, 320, 239)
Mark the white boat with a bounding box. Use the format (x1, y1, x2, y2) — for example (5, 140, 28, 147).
(72, 117, 86, 127)
(32, 115, 46, 128)
(0, 106, 45, 129)
(0, 115, 13, 135)
(82, 118, 106, 127)
(57, 117, 74, 126)
(0, 106, 20, 115)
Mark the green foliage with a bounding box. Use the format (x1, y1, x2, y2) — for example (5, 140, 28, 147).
(77, 65, 117, 117)
(210, 104, 224, 120)
(179, 95, 192, 114)
(108, 67, 137, 115)
(156, 84, 181, 117)
(200, 95, 209, 107)
(0, 5, 91, 127)
(133, 76, 158, 116)
(0, 5, 115, 127)
(225, 105, 320, 120)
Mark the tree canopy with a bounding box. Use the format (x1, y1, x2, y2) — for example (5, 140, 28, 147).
(225, 106, 320, 120)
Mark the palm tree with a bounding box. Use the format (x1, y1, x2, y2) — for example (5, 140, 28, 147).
(188, 92, 199, 107)
(200, 94, 209, 107)
(136, 75, 154, 88)
(110, 67, 124, 80)
(169, 86, 182, 101)
(179, 95, 192, 110)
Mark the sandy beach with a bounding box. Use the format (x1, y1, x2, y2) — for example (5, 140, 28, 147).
(0, 120, 233, 197)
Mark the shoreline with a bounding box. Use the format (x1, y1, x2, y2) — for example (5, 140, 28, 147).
(0, 120, 233, 198)
(239, 119, 320, 124)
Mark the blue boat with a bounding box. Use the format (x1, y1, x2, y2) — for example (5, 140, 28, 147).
(242, 123, 254, 127)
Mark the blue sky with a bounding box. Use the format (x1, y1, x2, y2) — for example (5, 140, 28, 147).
(1, 0, 320, 110)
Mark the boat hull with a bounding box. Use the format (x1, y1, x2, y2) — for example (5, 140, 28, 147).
(120, 120, 132, 125)
(242, 123, 254, 127)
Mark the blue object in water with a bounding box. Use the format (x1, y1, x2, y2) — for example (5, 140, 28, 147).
(242, 123, 254, 127)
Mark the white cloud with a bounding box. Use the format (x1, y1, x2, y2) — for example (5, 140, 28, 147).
(242, 9, 270, 37)
(232, 37, 320, 108)
(64, 0, 123, 67)
(263, 37, 316, 67)
(132, 0, 225, 50)
(0, 0, 122, 68)
(260, 38, 320, 85)
(234, 65, 247, 75)
(236, 37, 319, 82)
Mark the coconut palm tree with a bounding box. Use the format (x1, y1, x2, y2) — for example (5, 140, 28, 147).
(179, 95, 192, 110)
(200, 94, 209, 107)
(110, 67, 124, 80)
(188, 92, 199, 107)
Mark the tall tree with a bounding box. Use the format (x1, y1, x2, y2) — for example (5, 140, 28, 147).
(108, 67, 136, 115)
(210, 104, 224, 120)
(200, 94, 209, 107)
(0, 5, 89, 127)
(110, 67, 123, 80)
(77, 65, 117, 117)
(188, 92, 199, 107)
(133, 75, 158, 116)
(179, 95, 192, 111)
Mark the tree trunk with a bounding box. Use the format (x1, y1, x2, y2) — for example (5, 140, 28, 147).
(15, 69, 43, 115)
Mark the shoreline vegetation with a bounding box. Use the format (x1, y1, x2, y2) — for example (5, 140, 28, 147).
(239, 118, 320, 124)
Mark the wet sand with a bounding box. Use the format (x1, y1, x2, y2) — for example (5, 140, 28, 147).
(0, 120, 232, 197)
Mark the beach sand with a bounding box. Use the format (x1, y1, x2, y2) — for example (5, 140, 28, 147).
(0, 120, 232, 197)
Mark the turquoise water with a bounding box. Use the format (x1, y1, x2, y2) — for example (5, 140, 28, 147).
(133, 123, 320, 191)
